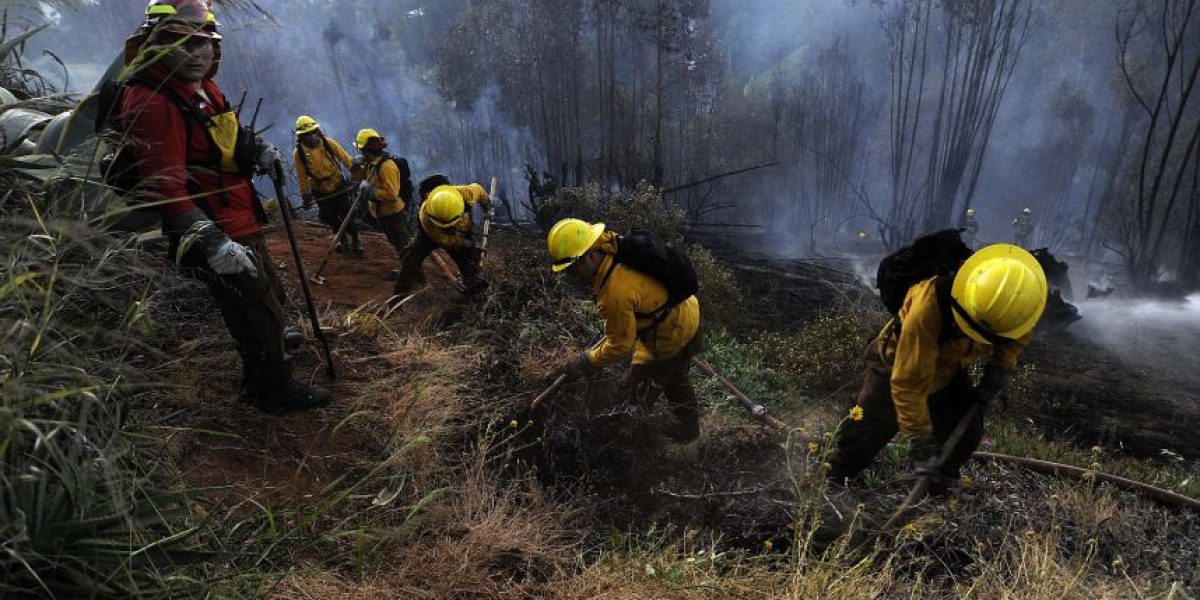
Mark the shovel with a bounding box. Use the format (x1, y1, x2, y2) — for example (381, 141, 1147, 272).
(480, 176, 497, 267)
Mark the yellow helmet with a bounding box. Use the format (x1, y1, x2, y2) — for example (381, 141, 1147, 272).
(295, 115, 320, 135)
(425, 185, 466, 228)
(355, 128, 383, 150)
(547, 218, 605, 272)
(951, 244, 1048, 344)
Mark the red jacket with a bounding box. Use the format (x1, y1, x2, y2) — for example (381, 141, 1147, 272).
(120, 66, 261, 239)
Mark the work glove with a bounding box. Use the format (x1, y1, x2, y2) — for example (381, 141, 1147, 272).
(909, 437, 942, 480)
(301, 193, 316, 209)
(181, 219, 258, 278)
(254, 140, 282, 177)
(565, 351, 597, 381)
(358, 179, 375, 198)
(976, 365, 1012, 409)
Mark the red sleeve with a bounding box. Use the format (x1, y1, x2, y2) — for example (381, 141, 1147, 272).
(120, 85, 196, 221)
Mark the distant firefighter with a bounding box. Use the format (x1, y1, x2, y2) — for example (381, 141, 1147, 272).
(963, 208, 979, 248)
(293, 115, 362, 256)
(1011, 207, 1033, 248)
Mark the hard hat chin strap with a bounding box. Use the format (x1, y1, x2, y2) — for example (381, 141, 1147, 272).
(949, 298, 1014, 346)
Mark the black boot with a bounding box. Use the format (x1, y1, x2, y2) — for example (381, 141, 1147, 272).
(255, 378, 333, 415)
(243, 363, 332, 414)
(283, 326, 305, 350)
(352, 236, 365, 257)
(662, 407, 700, 443)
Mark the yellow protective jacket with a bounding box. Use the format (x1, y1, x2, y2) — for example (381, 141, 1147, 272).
(586, 231, 701, 367)
(363, 156, 405, 218)
(294, 137, 353, 196)
(875, 277, 1029, 439)
(418, 183, 490, 249)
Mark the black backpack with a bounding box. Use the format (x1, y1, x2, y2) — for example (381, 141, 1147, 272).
(876, 228, 973, 342)
(365, 153, 415, 208)
(603, 229, 700, 336)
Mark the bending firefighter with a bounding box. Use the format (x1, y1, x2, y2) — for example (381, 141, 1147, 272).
(829, 242, 1047, 493)
(353, 128, 413, 262)
(294, 115, 362, 256)
(112, 0, 330, 412)
(392, 175, 492, 296)
(547, 219, 704, 443)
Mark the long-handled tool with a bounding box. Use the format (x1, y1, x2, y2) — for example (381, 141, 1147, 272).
(479, 176, 497, 266)
(691, 358, 791, 431)
(270, 158, 336, 380)
(310, 186, 366, 285)
(881, 403, 982, 532)
(430, 249, 467, 293)
(530, 372, 570, 411)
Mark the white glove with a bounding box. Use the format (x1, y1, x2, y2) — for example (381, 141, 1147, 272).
(358, 179, 375, 197)
(255, 140, 282, 176)
(185, 220, 258, 277)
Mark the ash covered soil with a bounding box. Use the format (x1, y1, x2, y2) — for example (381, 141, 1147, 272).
(140, 224, 1200, 591)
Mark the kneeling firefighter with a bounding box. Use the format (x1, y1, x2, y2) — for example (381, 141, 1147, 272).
(829, 233, 1047, 493)
(547, 219, 704, 443)
(392, 175, 492, 296)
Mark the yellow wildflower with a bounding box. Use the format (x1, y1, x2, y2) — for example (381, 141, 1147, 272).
(762, 539, 774, 552)
(848, 406, 864, 422)
(508, 419, 518, 429)
(808, 441, 820, 454)
(959, 475, 974, 489)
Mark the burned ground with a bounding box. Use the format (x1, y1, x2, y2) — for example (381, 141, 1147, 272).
(123, 222, 1200, 596)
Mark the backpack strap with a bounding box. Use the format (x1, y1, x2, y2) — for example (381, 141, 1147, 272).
(126, 74, 231, 209)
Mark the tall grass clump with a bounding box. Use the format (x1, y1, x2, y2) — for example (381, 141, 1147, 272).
(0, 15, 225, 597)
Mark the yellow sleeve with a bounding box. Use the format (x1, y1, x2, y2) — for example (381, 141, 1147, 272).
(890, 286, 943, 439)
(374, 160, 401, 207)
(587, 274, 638, 368)
(990, 332, 1031, 370)
(330, 139, 354, 170)
(457, 183, 490, 208)
(293, 148, 311, 196)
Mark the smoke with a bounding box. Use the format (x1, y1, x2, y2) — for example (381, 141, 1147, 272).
(1071, 294, 1200, 379)
(24, 0, 539, 214)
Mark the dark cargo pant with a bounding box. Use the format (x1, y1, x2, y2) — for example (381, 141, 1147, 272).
(623, 331, 705, 442)
(393, 229, 485, 295)
(828, 345, 983, 482)
(171, 232, 293, 392)
(315, 183, 359, 246)
(378, 213, 411, 260)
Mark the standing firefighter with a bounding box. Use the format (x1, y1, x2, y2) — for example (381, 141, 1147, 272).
(1012, 207, 1034, 248)
(547, 219, 704, 443)
(112, 0, 331, 412)
(963, 208, 979, 248)
(828, 234, 1047, 493)
(393, 175, 491, 296)
(293, 115, 362, 256)
(353, 128, 413, 263)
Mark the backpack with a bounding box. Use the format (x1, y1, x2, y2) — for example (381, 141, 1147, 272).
(365, 153, 415, 208)
(604, 229, 700, 336)
(875, 228, 973, 343)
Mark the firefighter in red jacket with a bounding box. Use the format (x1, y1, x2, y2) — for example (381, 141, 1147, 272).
(118, 0, 330, 412)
